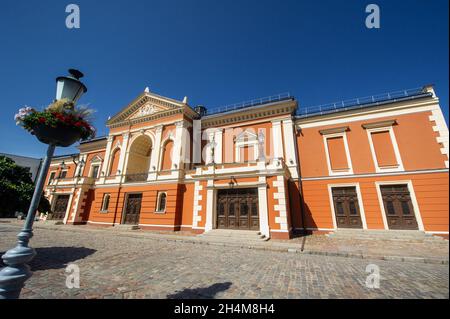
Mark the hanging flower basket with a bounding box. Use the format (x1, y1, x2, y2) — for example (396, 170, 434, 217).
(15, 99, 96, 148)
(31, 123, 84, 147)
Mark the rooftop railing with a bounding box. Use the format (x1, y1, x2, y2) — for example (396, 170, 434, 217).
(296, 87, 431, 118)
(206, 92, 292, 116)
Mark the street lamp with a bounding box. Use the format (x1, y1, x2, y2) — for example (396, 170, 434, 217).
(0, 70, 88, 299)
(55, 69, 87, 103)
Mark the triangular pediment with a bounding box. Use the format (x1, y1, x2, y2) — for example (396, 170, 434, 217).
(107, 90, 186, 127)
(235, 130, 258, 142)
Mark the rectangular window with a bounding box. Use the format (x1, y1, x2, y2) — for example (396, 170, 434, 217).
(59, 170, 67, 179)
(321, 130, 353, 176)
(91, 165, 100, 179)
(326, 136, 349, 170)
(239, 145, 255, 162)
(370, 131, 398, 167)
(48, 172, 56, 184)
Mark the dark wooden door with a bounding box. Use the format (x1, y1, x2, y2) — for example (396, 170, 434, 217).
(51, 195, 70, 220)
(332, 187, 363, 229)
(380, 185, 418, 230)
(123, 193, 142, 225)
(217, 188, 259, 230)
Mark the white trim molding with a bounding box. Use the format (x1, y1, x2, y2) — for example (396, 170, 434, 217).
(374, 180, 425, 231)
(366, 125, 404, 173)
(327, 183, 368, 230)
(322, 131, 354, 176)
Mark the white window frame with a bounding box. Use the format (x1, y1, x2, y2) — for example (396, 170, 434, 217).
(323, 132, 354, 176)
(234, 130, 259, 163)
(59, 170, 68, 179)
(48, 171, 56, 184)
(366, 126, 404, 173)
(89, 164, 101, 179)
(235, 141, 259, 163)
(100, 193, 110, 213)
(327, 183, 368, 230)
(374, 180, 424, 231)
(155, 191, 167, 214)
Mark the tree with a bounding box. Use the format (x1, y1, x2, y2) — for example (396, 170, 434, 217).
(0, 156, 50, 218)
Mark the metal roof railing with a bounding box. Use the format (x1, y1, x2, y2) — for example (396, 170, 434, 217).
(296, 87, 431, 118)
(206, 92, 292, 116)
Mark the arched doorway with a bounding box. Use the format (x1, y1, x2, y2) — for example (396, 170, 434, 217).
(126, 135, 152, 182)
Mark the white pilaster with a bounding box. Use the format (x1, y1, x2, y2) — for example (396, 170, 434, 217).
(148, 125, 163, 181)
(193, 120, 202, 165)
(282, 119, 299, 179)
(63, 188, 75, 225)
(117, 133, 130, 177)
(99, 136, 114, 182)
(258, 176, 270, 238)
(271, 120, 284, 159)
(214, 129, 223, 164)
(205, 179, 215, 232)
(172, 121, 187, 170)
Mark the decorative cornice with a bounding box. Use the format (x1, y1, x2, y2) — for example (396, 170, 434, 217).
(362, 120, 397, 129)
(201, 100, 297, 129)
(319, 126, 350, 135)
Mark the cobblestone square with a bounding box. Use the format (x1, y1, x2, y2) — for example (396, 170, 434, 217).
(0, 224, 448, 299)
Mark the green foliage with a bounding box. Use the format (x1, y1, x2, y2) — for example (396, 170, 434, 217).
(0, 156, 50, 218)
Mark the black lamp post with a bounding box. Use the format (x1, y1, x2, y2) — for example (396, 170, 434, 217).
(0, 69, 88, 299)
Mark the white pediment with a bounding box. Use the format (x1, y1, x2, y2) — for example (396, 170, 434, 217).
(129, 103, 163, 119)
(235, 130, 258, 143)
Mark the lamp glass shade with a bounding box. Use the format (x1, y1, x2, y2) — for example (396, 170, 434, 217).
(55, 76, 87, 103)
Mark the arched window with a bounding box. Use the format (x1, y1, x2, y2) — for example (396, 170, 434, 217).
(101, 194, 110, 212)
(108, 149, 121, 176)
(156, 192, 167, 212)
(161, 140, 174, 171)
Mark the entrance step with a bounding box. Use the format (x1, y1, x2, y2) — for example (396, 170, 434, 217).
(199, 229, 270, 243)
(110, 224, 140, 231)
(327, 229, 444, 242)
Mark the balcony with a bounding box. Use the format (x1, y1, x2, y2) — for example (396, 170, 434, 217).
(124, 173, 149, 183)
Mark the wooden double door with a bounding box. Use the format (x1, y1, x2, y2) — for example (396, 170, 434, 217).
(380, 185, 418, 230)
(331, 187, 363, 229)
(122, 193, 142, 225)
(217, 188, 259, 230)
(51, 195, 70, 220)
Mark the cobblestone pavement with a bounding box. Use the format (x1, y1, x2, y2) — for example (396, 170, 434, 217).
(0, 224, 448, 299)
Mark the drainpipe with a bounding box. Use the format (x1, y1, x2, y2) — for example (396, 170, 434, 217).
(294, 125, 307, 234)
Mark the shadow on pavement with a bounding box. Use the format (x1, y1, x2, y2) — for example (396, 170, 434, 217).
(1, 247, 97, 271)
(167, 282, 232, 299)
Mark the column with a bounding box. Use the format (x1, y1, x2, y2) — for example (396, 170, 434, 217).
(117, 132, 130, 179)
(148, 125, 163, 181)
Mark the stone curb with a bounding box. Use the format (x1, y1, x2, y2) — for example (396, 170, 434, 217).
(3, 222, 449, 265)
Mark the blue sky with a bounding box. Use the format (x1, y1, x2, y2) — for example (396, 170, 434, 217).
(0, 0, 448, 158)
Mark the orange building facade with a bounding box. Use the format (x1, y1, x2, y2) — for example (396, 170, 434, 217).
(43, 85, 449, 239)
